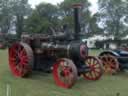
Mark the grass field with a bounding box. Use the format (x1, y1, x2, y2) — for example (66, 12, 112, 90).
(1, 49, 128, 96)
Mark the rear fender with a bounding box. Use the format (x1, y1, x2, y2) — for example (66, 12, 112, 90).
(99, 50, 120, 57)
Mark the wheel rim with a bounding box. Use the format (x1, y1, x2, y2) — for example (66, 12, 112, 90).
(83, 56, 102, 80)
(9, 42, 33, 77)
(100, 54, 119, 74)
(53, 58, 77, 88)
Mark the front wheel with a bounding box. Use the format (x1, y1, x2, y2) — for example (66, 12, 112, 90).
(82, 56, 103, 80)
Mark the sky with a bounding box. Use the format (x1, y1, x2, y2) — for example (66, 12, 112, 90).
(28, 0, 98, 14)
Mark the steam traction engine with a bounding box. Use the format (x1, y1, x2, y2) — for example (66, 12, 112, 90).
(99, 46, 128, 74)
(3, 4, 103, 88)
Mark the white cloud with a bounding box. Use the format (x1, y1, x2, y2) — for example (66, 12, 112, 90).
(89, 0, 98, 15)
(28, 0, 64, 8)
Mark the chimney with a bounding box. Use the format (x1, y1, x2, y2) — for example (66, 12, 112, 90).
(72, 3, 82, 40)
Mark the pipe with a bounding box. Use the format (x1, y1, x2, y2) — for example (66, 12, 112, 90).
(73, 4, 82, 40)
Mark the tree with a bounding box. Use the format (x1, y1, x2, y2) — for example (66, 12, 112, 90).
(97, 0, 128, 39)
(59, 0, 90, 32)
(26, 0, 102, 37)
(84, 14, 103, 37)
(0, 0, 31, 38)
(25, 3, 60, 33)
(0, 0, 13, 33)
(11, 0, 32, 38)
(59, 0, 102, 37)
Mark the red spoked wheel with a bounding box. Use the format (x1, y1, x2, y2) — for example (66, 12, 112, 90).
(83, 56, 102, 80)
(53, 58, 77, 88)
(99, 54, 119, 74)
(9, 42, 33, 77)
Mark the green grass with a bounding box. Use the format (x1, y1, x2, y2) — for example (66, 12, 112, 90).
(0, 49, 128, 96)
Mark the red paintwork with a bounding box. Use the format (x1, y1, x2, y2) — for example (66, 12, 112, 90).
(9, 43, 31, 77)
(53, 58, 77, 88)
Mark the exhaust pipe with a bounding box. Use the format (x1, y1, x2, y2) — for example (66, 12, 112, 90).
(73, 4, 82, 40)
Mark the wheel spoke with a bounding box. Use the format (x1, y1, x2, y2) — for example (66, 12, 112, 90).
(19, 49, 26, 57)
(92, 62, 99, 67)
(21, 56, 28, 64)
(91, 71, 96, 79)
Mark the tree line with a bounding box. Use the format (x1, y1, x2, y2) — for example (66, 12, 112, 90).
(0, 0, 128, 40)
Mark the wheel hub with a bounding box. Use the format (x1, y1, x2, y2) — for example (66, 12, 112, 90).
(62, 67, 71, 77)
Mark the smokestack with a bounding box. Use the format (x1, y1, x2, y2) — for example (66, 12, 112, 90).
(72, 3, 82, 40)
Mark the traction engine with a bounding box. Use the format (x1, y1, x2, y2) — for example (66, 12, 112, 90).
(99, 46, 128, 74)
(1, 4, 103, 88)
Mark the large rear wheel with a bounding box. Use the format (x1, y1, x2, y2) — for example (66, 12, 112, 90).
(9, 42, 33, 77)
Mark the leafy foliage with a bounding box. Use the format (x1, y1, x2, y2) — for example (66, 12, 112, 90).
(0, 0, 127, 39)
(25, 3, 60, 33)
(59, 0, 90, 34)
(97, 0, 128, 39)
(58, 0, 102, 37)
(0, 0, 31, 38)
(25, 0, 102, 38)
(0, 0, 13, 33)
